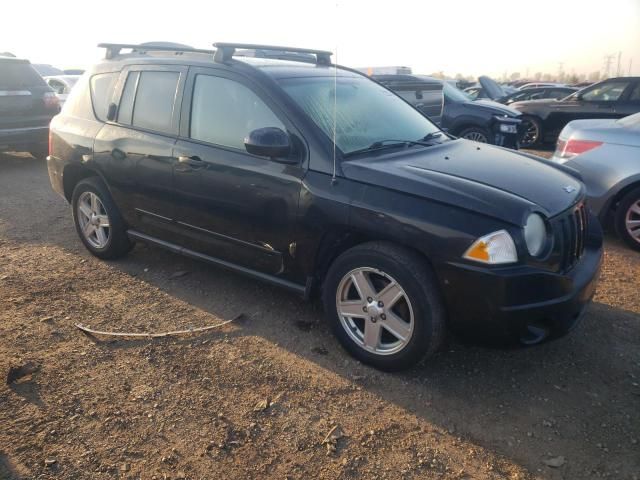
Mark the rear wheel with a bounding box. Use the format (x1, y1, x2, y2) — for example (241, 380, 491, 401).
(615, 187, 640, 251)
(520, 115, 542, 147)
(322, 242, 446, 370)
(458, 126, 490, 143)
(71, 177, 133, 259)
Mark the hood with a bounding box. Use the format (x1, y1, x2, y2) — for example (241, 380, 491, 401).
(472, 99, 521, 117)
(341, 140, 583, 225)
(478, 75, 506, 100)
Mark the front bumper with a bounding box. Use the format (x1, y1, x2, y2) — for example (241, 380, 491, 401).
(0, 125, 49, 152)
(439, 218, 603, 344)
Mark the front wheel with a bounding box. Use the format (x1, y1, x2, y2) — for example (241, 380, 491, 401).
(458, 126, 490, 144)
(615, 187, 640, 251)
(519, 115, 543, 148)
(322, 242, 446, 371)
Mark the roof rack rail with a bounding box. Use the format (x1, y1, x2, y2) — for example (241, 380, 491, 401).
(213, 43, 332, 66)
(98, 43, 216, 60)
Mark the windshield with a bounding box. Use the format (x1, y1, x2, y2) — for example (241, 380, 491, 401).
(0, 61, 46, 89)
(278, 75, 440, 154)
(442, 83, 472, 102)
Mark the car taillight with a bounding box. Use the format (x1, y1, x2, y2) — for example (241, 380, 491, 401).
(43, 91, 60, 110)
(555, 137, 603, 160)
(48, 129, 53, 157)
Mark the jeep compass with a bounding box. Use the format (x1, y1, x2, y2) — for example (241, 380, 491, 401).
(47, 42, 603, 370)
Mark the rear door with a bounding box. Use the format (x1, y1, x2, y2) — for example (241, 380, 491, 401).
(171, 67, 306, 274)
(93, 65, 188, 238)
(0, 59, 56, 131)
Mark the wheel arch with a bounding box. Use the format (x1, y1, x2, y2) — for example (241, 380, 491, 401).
(62, 163, 108, 202)
(311, 228, 437, 297)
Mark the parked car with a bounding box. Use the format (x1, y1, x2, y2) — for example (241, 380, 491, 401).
(519, 82, 568, 90)
(44, 75, 80, 106)
(31, 64, 64, 76)
(465, 85, 576, 104)
(552, 112, 640, 250)
(48, 42, 603, 370)
(511, 76, 640, 147)
(373, 74, 522, 148)
(63, 69, 85, 75)
(0, 56, 60, 158)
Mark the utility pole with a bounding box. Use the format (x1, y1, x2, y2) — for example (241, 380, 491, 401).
(603, 54, 615, 78)
(616, 51, 622, 76)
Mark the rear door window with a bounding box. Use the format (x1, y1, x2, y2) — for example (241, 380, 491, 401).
(131, 71, 180, 134)
(582, 81, 630, 102)
(0, 61, 46, 89)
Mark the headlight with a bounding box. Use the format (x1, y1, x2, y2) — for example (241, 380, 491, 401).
(499, 123, 518, 134)
(463, 230, 518, 264)
(524, 213, 548, 256)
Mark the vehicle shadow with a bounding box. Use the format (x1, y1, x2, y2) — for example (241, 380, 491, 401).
(1, 152, 639, 477)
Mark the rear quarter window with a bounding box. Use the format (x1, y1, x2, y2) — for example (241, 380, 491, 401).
(60, 73, 94, 119)
(0, 61, 46, 89)
(90, 72, 119, 121)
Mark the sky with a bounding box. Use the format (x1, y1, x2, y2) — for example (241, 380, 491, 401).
(2, 0, 639, 79)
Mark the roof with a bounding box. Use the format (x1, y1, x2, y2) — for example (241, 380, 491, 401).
(93, 49, 359, 80)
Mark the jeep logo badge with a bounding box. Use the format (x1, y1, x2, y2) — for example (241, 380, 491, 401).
(563, 185, 576, 193)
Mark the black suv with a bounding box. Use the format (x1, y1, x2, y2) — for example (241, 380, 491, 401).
(0, 56, 60, 158)
(48, 43, 603, 370)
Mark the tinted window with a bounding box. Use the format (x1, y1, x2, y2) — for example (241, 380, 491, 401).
(118, 71, 139, 125)
(582, 81, 629, 102)
(190, 75, 285, 150)
(90, 72, 118, 121)
(61, 73, 94, 119)
(548, 89, 571, 99)
(132, 71, 179, 134)
(0, 61, 46, 89)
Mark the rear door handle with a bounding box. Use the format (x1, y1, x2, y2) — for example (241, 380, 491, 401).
(177, 155, 205, 167)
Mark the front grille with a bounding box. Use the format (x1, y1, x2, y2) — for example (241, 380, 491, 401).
(558, 203, 588, 271)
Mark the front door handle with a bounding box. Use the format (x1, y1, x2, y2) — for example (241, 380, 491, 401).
(177, 155, 205, 167)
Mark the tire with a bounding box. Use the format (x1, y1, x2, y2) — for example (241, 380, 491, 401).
(614, 187, 640, 251)
(322, 242, 446, 371)
(519, 115, 543, 148)
(458, 126, 491, 144)
(71, 177, 133, 259)
(29, 148, 48, 160)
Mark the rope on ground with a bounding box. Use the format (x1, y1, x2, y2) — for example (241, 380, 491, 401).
(74, 314, 244, 339)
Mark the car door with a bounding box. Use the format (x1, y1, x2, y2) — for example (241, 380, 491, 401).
(93, 65, 188, 238)
(171, 67, 306, 275)
(546, 79, 632, 134)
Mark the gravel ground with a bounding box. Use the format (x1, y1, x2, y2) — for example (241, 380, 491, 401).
(0, 152, 639, 480)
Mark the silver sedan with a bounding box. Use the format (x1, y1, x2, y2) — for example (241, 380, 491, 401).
(552, 113, 640, 251)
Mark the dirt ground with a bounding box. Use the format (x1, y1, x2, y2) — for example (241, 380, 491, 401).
(0, 152, 638, 480)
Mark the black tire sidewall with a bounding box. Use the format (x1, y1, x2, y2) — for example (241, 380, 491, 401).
(615, 187, 640, 251)
(520, 115, 542, 147)
(322, 246, 444, 371)
(71, 177, 130, 259)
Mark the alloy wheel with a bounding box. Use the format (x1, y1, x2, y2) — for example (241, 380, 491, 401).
(335, 267, 414, 355)
(521, 120, 539, 146)
(462, 131, 488, 143)
(625, 200, 640, 244)
(77, 191, 111, 249)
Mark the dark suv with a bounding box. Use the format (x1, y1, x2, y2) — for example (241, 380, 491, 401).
(0, 56, 60, 158)
(48, 43, 603, 370)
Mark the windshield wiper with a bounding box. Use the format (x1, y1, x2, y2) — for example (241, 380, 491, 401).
(421, 131, 444, 142)
(344, 139, 435, 157)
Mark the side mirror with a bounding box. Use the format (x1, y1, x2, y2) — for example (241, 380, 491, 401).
(244, 127, 292, 161)
(106, 103, 117, 122)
